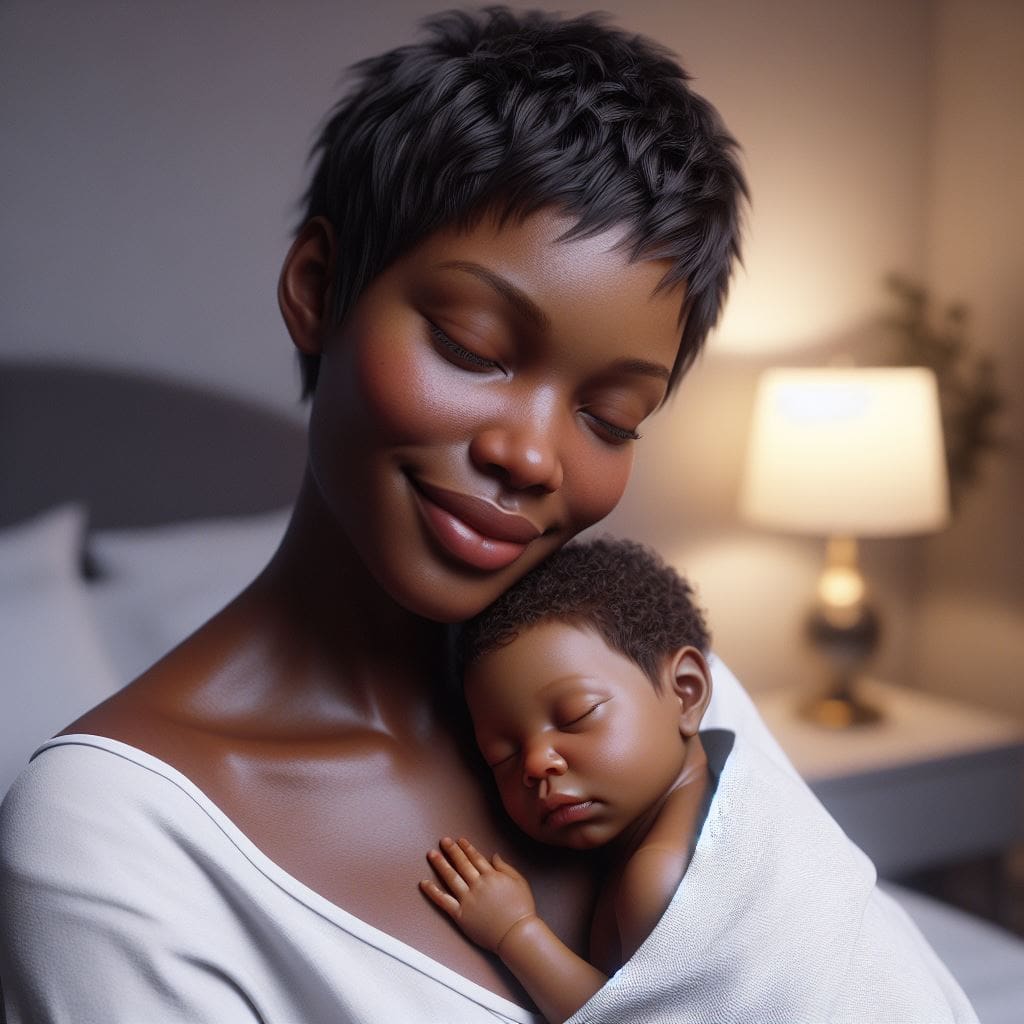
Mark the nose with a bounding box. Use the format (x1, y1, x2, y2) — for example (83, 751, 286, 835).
(522, 741, 568, 788)
(469, 400, 565, 493)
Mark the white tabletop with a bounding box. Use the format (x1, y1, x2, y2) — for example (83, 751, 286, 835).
(755, 679, 1024, 782)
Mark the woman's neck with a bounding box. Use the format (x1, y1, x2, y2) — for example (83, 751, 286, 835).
(233, 470, 453, 740)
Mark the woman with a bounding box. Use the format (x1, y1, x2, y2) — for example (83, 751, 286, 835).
(0, 10, 745, 1021)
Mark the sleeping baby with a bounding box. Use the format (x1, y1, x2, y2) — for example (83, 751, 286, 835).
(421, 538, 714, 1023)
(421, 538, 978, 1024)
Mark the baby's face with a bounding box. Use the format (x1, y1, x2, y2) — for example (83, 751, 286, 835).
(464, 621, 691, 849)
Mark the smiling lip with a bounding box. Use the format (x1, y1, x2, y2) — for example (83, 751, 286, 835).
(541, 796, 596, 828)
(411, 478, 543, 572)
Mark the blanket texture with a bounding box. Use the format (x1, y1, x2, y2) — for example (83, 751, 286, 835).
(568, 729, 978, 1024)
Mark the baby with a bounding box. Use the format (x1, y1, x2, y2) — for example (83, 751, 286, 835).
(421, 538, 713, 1024)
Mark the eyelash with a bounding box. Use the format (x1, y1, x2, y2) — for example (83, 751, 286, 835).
(429, 322, 641, 444)
(582, 413, 641, 444)
(561, 702, 603, 728)
(487, 703, 605, 768)
(429, 323, 504, 373)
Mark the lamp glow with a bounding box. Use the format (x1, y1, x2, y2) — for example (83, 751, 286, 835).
(740, 367, 949, 727)
(741, 367, 949, 536)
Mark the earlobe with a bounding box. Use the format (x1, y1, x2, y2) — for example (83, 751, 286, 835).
(667, 647, 713, 738)
(278, 216, 337, 356)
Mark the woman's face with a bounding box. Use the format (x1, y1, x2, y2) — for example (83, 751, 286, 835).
(306, 208, 685, 621)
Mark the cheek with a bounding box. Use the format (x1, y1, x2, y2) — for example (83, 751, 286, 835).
(351, 329, 459, 444)
(563, 445, 635, 533)
(497, 781, 529, 824)
(586, 717, 667, 776)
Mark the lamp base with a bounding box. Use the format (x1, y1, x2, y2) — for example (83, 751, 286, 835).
(802, 536, 884, 730)
(799, 690, 882, 730)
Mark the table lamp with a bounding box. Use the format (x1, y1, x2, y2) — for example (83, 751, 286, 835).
(740, 367, 949, 728)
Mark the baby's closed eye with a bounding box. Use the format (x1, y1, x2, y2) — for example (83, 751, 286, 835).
(555, 696, 611, 729)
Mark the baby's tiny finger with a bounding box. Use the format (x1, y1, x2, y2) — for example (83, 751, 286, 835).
(458, 837, 492, 873)
(419, 879, 460, 916)
(428, 847, 468, 894)
(443, 836, 480, 881)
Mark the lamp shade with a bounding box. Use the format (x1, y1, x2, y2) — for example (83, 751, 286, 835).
(740, 367, 950, 537)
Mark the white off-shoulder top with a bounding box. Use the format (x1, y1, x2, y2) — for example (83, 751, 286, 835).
(1, 658, 884, 1023)
(0, 734, 543, 1023)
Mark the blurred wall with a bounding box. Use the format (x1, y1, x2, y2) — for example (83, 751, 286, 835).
(910, 0, 1024, 715)
(0, 0, 931, 408)
(1, 1, 1017, 705)
(608, 0, 1023, 707)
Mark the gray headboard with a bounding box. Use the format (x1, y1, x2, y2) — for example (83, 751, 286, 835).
(0, 360, 307, 529)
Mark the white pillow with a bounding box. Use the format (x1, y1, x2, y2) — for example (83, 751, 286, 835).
(87, 508, 290, 682)
(0, 505, 120, 799)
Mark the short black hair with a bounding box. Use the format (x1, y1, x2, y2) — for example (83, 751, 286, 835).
(299, 6, 747, 397)
(460, 537, 710, 687)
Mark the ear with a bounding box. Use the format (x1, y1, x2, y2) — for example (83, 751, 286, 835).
(665, 646, 713, 738)
(278, 216, 336, 356)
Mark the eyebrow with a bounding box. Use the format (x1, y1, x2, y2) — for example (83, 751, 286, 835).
(437, 260, 673, 385)
(437, 260, 550, 330)
(607, 357, 671, 383)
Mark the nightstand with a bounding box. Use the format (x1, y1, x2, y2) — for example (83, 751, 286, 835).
(755, 680, 1024, 877)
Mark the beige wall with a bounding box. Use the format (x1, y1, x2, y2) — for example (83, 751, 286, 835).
(910, 0, 1024, 715)
(597, 0, 935, 695)
(636, 0, 1023, 705)
(0, 0, 934, 411)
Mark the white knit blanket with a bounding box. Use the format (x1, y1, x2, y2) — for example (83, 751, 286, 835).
(567, 730, 979, 1024)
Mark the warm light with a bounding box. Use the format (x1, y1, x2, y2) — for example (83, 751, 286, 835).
(817, 565, 865, 608)
(739, 367, 950, 728)
(740, 367, 950, 537)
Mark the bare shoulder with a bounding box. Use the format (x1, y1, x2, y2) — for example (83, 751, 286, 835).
(59, 595, 268, 774)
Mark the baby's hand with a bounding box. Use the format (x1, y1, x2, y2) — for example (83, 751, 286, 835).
(421, 837, 537, 953)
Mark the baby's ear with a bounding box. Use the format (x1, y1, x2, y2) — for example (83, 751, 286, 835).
(666, 647, 713, 738)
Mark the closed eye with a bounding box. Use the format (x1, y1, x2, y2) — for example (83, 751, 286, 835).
(559, 700, 608, 728)
(429, 322, 505, 374)
(580, 411, 641, 445)
(485, 748, 517, 769)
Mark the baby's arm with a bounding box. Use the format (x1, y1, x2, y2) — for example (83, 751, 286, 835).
(613, 844, 687, 961)
(421, 837, 607, 1024)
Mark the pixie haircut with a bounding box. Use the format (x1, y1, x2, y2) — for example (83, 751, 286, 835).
(460, 538, 710, 687)
(299, 6, 747, 397)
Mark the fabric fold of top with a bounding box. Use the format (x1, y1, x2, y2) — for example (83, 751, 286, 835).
(568, 728, 978, 1024)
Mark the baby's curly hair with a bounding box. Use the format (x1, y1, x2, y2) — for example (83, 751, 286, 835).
(460, 538, 710, 687)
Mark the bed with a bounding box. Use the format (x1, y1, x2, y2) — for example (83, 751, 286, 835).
(2, 358, 1022, 1023)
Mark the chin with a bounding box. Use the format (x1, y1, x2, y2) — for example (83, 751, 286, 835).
(563, 830, 615, 851)
(405, 592, 491, 625)
(378, 563, 514, 624)
(387, 539, 568, 623)
(539, 833, 611, 852)
(522, 823, 615, 851)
